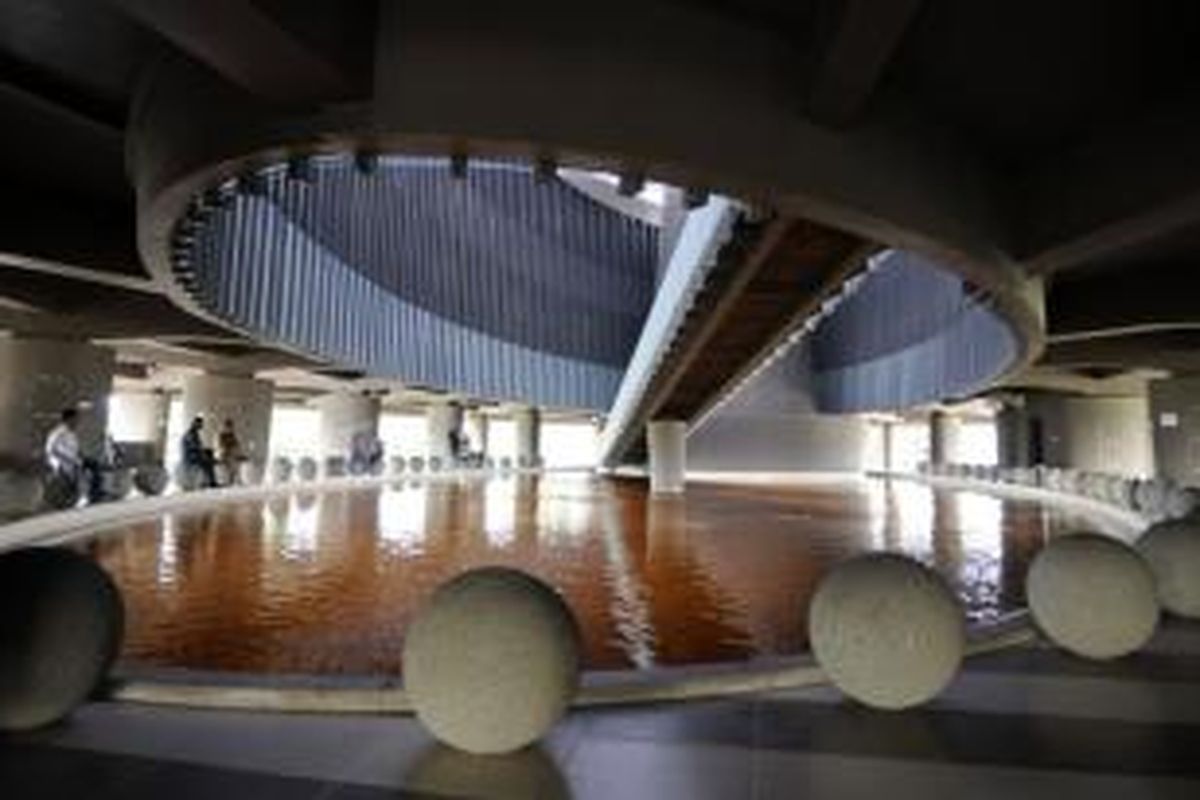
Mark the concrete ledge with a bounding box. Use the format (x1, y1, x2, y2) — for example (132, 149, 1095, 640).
(0, 467, 574, 553)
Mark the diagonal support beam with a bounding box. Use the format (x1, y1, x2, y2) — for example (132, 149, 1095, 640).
(109, 0, 360, 105)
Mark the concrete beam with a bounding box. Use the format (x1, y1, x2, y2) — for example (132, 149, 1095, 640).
(109, 0, 360, 105)
(806, 0, 925, 127)
(1016, 100, 1200, 275)
(1048, 263, 1200, 340)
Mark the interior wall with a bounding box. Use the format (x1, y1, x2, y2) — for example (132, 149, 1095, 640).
(1025, 393, 1153, 478)
(687, 347, 869, 473)
(1149, 377, 1200, 486)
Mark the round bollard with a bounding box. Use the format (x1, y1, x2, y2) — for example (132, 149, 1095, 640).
(410, 456, 426, 474)
(404, 568, 581, 754)
(0, 548, 124, 731)
(391, 456, 407, 476)
(1027, 533, 1158, 659)
(297, 457, 319, 482)
(42, 471, 82, 510)
(808, 554, 964, 710)
(1138, 520, 1200, 619)
(271, 457, 294, 484)
(239, 461, 265, 486)
(429, 456, 443, 473)
(1164, 487, 1198, 520)
(0, 468, 44, 518)
(133, 464, 168, 496)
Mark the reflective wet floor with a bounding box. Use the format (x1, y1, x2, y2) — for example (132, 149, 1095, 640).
(83, 475, 1115, 677)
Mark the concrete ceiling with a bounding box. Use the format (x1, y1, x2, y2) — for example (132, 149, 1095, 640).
(2, 0, 1200, 397)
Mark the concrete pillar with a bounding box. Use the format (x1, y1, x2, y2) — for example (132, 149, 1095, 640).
(514, 407, 541, 468)
(180, 373, 273, 468)
(465, 409, 489, 456)
(881, 421, 895, 473)
(648, 420, 687, 494)
(426, 401, 463, 461)
(928, 410, 950, 468)
(0, 336, 115, 463)
(109, 390, 169, 458)
(315, 392, 381, 458)
(996, 402, 1032, 468)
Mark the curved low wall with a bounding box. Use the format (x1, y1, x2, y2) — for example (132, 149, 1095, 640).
(0, 469, 1144, 713)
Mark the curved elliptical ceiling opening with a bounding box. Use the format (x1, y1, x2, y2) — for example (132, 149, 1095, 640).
(171, 155, 661, 410)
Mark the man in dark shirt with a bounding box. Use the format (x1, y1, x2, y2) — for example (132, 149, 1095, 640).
(181, 416, 218, 488)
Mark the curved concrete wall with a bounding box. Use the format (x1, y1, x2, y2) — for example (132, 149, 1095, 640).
(810, 252, 1021, 412)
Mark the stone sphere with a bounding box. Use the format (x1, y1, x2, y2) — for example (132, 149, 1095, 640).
(1164, 487, 1198, 520)
(499, 456, 513, 471)
(0, 468, 44, 518)
(1134, 479, 1169, 518)
(1138, 520, 1200, 619)
(1027, 533, 1158, 659)
(808, 553, 965, 710)
(391, 456, 407, 476)
(271, 457, 294, 484)
(173, 462, 205, 492)
(133, 464, 169, 496)
(404, 568, 581, 754)
(239, 461, 265, 486)
(324, 456, 347, 478)
(297, 457, 319, 482)
(0, 548, 124, 731)
(42, 471, 82, 510)
(429, 456, 444, 473)
(410, 456, 426, 474)
(96, 468, 134, 502)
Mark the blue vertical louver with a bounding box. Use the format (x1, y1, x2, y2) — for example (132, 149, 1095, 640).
(173, 156, 658, 410)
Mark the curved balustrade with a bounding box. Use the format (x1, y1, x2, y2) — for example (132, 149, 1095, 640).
(914, 462, 1198, 524)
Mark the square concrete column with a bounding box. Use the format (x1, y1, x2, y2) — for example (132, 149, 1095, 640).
(181, 374, 274, 469)
(514, 407, 541, 468)
(426, 401, 463, 461)
(316, 391, 381, 458)
(648, 420, 687, 494)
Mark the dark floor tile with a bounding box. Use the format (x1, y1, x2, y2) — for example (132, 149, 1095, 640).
(579, 700, 755, 747)
(969, 646, 1200, 684)
(0, 740, 158, 800)
(757, 698, 1200, 777)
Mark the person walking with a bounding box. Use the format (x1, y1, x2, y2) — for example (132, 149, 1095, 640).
(182, 416, 218, 488)
(217, 418, 244, 486)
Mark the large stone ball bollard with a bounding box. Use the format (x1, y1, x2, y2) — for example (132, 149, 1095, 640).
(404, 568, 581, 754)
(0, 468, 44, 518)
(808, 554, 965, 710)
(297, 457, 319, 482)
(0, 548, 124, 731)
(324, 456, 347, 479)
(391, 456, 407, 476)
(1027, 533, 1158, 659)
(42, 471, 82, 510)
(239, 461, 265, 486)
(428, 456, 444, 473)
(1138, 521, 1200, 619)
(271, 457, 294, 484)
(133, 464, 168, 497)
(1164, 487, 1198, 520)
(409, 456, 426, 474)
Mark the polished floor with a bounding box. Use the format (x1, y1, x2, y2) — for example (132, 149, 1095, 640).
(5, 619, 1200, 798)
(82, 475, 1116, 677)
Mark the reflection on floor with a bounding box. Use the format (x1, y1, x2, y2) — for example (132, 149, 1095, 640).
(84, 476, 1117, 676)
(4, 619, 1199, 799)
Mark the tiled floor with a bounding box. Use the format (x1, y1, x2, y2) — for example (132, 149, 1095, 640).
(4, 621, 1200, 799)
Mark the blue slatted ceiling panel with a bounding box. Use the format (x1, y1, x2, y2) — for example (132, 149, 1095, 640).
(184, 157, 655, 410)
